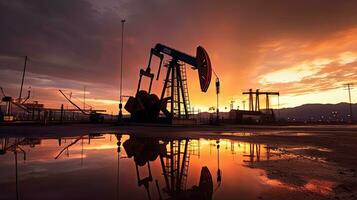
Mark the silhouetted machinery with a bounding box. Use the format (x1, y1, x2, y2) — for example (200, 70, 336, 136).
(125, 43, 212, 122)
(0, 87, 31, 122)
(58, 90, 105, 123)
(242, 89, 280, 122)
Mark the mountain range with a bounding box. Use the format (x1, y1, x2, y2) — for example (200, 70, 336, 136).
(276, 102, 356, 122)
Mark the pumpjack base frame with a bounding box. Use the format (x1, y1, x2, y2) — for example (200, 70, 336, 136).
(123, 117, 196, 125)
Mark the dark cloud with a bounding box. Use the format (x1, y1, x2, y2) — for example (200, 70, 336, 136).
(0, 0, 123, 83)
(1, 0, 357, 110)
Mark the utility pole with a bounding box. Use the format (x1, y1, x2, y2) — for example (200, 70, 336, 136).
(277, 94, 280, 119)
(118, 19, 126, 121)
(19, 56, 28, 102)
(345, 83, 354, 122)
(216, 78, 220, 124)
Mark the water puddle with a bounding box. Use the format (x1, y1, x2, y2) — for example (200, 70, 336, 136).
(0, 133, 334, 200)
(220, 131, 314, 137)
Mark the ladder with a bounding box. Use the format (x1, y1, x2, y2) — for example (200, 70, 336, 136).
(161, 140, 191, 193)
(163, 62, 191, 119)
(163, 140, 179, 192)
(180, 64, 191, 117)
(180, 141, 190, 190)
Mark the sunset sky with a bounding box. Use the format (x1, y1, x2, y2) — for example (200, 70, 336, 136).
(0, 0, 356, 114)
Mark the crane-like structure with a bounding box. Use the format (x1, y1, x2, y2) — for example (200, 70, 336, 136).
(58, 90, 106, 123)
(242, 89, 279, 113)
(125, 43, 212, 123)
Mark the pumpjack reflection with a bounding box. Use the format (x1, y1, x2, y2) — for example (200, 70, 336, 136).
(123, 137, 213, 200)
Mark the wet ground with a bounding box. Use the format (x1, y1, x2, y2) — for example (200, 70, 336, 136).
(0, 124, 356, 200)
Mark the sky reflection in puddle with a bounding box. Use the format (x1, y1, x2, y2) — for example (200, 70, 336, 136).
(0, 133, 333, 200)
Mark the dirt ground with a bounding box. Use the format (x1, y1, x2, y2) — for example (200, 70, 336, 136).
(212, 126, 357, 199)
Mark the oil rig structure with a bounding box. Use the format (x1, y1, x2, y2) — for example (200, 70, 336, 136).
(58, 89, 106, 123)
(0, 56, 106, 123)
(124, 43, 212, 124)
(243, 89, 280, 114)
(227, 89, 280, 123)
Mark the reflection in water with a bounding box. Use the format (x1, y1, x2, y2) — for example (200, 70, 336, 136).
(215, 140, 221, 192)
(123, 137, 213, 200)
(116, 134, 122, 200)
(0, 137, 39, 200)
(0, 134, 334, 200)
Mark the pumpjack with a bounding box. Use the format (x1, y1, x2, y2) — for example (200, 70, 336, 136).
(125, 43, 212, 122)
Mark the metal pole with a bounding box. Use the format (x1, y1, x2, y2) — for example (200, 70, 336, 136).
(278, 95, 280, 119)
(118, 19, 125, 121)
(19, 56, 28, 102)
(216, 92, 219, 122)
(216, 78, 220, 124)
(347, 83, 353, 122)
